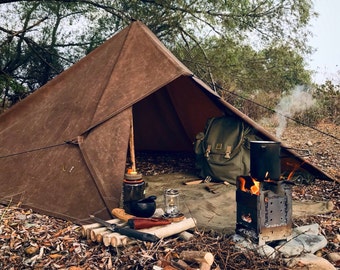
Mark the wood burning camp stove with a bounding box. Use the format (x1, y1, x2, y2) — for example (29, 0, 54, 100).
(236, 141, 293, 245)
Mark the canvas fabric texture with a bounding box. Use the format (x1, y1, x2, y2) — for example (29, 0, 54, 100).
(0, 21, 332, 224)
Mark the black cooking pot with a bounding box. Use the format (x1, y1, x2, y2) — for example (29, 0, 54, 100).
(130, 195, 157, 218)
(250, 141, 281, 181)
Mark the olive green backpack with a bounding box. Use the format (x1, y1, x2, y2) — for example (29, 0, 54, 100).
(194, 115, 257, 184)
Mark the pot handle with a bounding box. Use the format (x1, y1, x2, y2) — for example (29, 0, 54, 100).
(281, 146, 311, 157)
(138, 195, 157, 203)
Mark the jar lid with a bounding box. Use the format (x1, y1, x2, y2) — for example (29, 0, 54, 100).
(165, 189, 179, 195)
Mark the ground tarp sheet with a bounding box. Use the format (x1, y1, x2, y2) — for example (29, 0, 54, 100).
(144, 173, 333, 233)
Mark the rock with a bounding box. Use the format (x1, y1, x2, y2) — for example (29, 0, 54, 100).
(257, 244, 278, 259)
(286, 253, 336, 270)
(297, 234, 328, 254)
(307, 141, 313, 146)
(231, 234, 246, 243)
(275, 224, 328, 258)
(293, 223, 320, 236)
(233, 236, 255, 251)
(327, 252, 340, 265)
(275, 239, 304, 257)
(232, 234, 278, 259)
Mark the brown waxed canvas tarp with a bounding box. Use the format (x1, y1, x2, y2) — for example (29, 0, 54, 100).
(0, 21, 332, 224)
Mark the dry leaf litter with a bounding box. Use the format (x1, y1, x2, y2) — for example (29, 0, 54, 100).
(1, 123, 339, 269)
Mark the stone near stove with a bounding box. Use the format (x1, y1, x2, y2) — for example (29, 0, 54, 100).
(233, 223, 328, 260)
(286, 253, 336, 270)
(275, 224, 327, 257)
(231, 234, 254, 251)
(298, 234, 328, 254)
(276, 239, 304, 257)
(257, 244, 278, 259)
(293, 223, 320, 236)
(276, 234, 327, 257)
(232, 234, 278, 259)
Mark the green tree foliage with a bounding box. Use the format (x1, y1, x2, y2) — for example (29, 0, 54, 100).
(299, 81, 340, 125)
(0, 0, 315, 112)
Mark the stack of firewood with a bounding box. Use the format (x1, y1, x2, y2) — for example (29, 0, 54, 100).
(81, 216, 196, 248)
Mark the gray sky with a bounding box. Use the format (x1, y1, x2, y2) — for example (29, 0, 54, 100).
(307, 0, 340, 84)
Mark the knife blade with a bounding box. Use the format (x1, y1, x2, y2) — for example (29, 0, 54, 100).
(89, 215, 159, 242)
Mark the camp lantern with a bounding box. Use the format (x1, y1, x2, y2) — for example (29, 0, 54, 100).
(164, 189, 180, 217)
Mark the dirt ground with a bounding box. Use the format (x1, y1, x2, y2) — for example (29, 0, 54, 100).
(144, 172, 336, 233)
(140, 122, 339, 233)
(0, 122, 339, 269)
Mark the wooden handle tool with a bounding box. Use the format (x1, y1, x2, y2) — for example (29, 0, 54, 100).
(112, 208, 135, 222)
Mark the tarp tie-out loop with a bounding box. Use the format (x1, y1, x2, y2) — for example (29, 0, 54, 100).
(65, 136, 84, 145)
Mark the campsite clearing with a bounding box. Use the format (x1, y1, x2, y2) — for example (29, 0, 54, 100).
(0, 123, 338, 269)
(0, 21, 333, 225)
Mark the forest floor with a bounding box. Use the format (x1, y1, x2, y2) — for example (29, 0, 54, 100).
(0, 122, 339, 269)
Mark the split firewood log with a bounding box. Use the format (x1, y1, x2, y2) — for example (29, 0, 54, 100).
(90, 227, 109, 242)
(140, 217, 196, 239)
(110, 234, 128, 247)
(81, 218, 121, 238)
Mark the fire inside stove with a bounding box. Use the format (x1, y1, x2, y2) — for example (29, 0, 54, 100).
(235, 141, 293, 245)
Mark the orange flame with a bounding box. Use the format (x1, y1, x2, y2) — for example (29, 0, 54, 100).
(238, 176, 260, 195)
(127, 168, 137, 175)
(250, 179, 260, 195)
(287, 161, 305, 180)
(239, 176, 246, 191)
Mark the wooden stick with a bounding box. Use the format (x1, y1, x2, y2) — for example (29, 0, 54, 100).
(129, 113, 136, 172)
(180, 251, 214, 270)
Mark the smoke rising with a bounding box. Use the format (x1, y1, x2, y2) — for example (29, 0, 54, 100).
(275, 85, 316, 138)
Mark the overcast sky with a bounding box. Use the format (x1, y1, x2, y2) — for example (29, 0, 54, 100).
(307, 0, 340, 84)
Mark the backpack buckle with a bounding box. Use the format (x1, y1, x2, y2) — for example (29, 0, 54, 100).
(225, 145, 232, 159)
(205, 145, 211, 159)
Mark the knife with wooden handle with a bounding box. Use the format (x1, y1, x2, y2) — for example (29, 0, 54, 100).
(128, 217, 171, 229)
(112, 208, 135, 222)
(90, 215, 159, 242)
